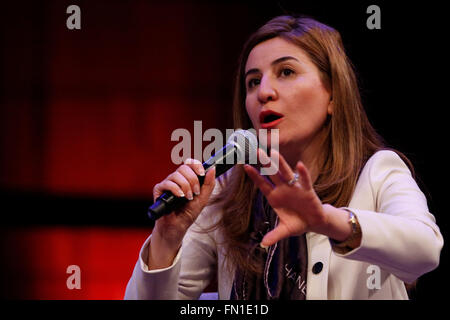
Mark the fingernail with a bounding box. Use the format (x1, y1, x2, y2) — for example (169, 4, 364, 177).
(260, 243, 269, 251)
(179, 191, 185, 197)
(199, 168, 205, 176)
(187, 191, 194, 200)
(193, 185, 200, 195)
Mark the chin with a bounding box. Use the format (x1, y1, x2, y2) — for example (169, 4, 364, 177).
(256, 129, 284, 151)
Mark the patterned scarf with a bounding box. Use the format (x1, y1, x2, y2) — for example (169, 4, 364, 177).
(230, 191, 308, 300)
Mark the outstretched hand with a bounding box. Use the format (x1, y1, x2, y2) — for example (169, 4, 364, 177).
(244, 148, 329, 247)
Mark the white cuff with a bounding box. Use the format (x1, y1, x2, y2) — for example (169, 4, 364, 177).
(139, 234, 183, 274)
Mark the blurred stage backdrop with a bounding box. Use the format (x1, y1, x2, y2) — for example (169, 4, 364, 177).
(0, 0, 447, 299)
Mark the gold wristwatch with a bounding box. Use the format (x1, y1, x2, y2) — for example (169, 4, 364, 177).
(330, 208, 362, 254)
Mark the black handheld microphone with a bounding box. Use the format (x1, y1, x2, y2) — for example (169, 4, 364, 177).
(148, 129, 257, 221)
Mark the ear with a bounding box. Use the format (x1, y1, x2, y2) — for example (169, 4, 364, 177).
(327, 97, 334, 115)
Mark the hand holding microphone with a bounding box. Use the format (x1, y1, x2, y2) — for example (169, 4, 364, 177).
(150, 158, 217, 247)
(148, 129, 258, 221)
(147, 130, 257, 270)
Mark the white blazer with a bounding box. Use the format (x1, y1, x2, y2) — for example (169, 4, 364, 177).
(124, 150, 444, 300)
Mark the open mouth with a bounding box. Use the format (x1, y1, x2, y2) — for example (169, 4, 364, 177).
(259, 110, 284, 128)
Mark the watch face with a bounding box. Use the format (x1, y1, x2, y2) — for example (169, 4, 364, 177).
(350, 217, 358, 232)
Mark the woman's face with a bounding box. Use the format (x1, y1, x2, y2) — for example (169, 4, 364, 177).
(244, 37, 333, 155)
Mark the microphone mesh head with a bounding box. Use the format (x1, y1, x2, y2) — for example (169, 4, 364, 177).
(227, 129, 258, 164)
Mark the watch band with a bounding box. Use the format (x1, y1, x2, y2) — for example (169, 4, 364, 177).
(330, 208, 362, 254)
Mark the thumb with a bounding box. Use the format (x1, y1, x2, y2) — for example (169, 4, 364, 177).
(261, 224, 291, 248)
(197, 166, 216, 202)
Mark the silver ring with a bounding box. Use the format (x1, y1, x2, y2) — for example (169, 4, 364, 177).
(287, 172, 299, 186)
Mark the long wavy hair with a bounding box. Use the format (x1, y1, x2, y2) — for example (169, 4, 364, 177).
(209, 15, 414, 286)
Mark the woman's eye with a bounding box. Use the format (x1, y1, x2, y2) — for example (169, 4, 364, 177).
(247, 78, 260, 88)
(280, 68, 294, 77)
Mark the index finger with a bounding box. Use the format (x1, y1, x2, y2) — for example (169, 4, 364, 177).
(244, 164, 274, 196)
(184, 158, 206, 177)
(258, 148, 293, 186)
(270, 149, 296, 184)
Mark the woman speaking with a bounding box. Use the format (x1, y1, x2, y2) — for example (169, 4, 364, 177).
(124, 15, 443, 300)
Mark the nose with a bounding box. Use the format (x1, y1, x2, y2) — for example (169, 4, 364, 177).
(257, 76, 278, 104)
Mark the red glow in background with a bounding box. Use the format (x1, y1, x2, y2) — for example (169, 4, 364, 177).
(1, 227, 150, 299)
(1, 0, 447, 300)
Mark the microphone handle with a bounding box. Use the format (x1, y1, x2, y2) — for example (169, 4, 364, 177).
(147, 144, 237, 221)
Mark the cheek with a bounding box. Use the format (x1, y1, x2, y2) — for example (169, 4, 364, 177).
(290, 82, 330, 118)
(285, 85, 330, 136)
(245, 96, 259, 126)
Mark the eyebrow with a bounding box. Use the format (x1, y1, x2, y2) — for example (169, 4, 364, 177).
(244, 56, 300, 79)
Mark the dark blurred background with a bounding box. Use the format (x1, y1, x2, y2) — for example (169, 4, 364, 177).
(0, 0, 447, 299)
